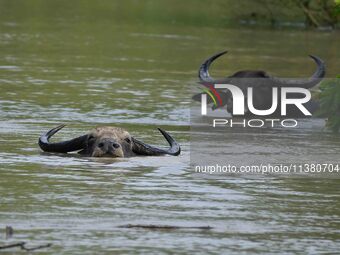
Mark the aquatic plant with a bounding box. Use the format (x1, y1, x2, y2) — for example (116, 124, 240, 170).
(317, 75, 340, 132)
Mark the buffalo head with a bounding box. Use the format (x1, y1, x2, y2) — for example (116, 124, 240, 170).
(194, 51, 326, 117)
(39, 125, 181, 157)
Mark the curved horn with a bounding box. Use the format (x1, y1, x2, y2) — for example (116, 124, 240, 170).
(38, 124, 88, 153)
(199, 50, 228, 83)
(132, 128, 180, 156)
(199, 51, 325, 89)
(268, 55, 325, 88)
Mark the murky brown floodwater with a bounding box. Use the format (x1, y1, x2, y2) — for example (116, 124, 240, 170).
(0, 1, 340, 254)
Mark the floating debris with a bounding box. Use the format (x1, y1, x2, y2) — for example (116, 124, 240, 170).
(5, 226, 13, 239)
(0, 242, 52, 251)
(0, 242, 25, 250)
(118, 224, 213, 230)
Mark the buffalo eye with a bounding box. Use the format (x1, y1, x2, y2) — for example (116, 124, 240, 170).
(124, 137, 131, 144)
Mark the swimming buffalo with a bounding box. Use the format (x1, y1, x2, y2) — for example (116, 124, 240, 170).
(195, 51, 326, 117)
(39, 125, 180, 157)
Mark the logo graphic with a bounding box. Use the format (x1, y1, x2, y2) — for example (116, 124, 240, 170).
(199, 83, 223, 114)
(200, 84, 312, 116)
(195, 51, 325, 128)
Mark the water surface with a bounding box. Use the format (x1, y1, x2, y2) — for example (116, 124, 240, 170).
(0, 2, 340, 254)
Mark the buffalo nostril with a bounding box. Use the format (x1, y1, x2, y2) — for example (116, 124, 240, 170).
(112, 143, 120, 149)
(98, 142, 104, 148)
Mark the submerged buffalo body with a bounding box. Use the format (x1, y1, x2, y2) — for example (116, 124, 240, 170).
(194, 51, 326, 117)
(39, 125, 180, 157)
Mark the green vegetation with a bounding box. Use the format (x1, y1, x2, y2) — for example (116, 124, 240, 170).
(231, 0, 340, 28)
(335, 0, 340, 16)
(318, 76, 340, 132)
(0, 0, 338, 29)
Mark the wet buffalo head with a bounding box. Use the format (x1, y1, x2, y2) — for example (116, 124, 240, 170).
(39, 125, 180, 157)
